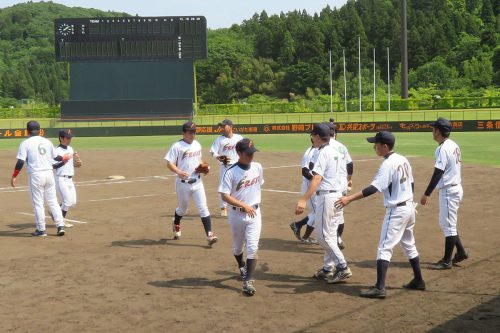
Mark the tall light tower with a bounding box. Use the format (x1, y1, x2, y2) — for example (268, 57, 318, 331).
(401, 0, 408, 99)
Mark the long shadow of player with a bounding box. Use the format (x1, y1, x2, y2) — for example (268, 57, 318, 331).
(0, 223, 40, 238)
(111, 238, 210, 249)
(259, 237, 324, 254)
(148, 273, 241, 293)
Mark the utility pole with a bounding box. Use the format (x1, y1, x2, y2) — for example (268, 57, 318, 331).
(401, 0, 408, 99)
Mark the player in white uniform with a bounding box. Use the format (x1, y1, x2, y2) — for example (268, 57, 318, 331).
(165, 121, 218, 246)
(295, 123, 352, 284)
(335, 131, 425, 299)
(210, 119, 243, 217)
(420, 117, 468, 269)
(53, 129, 80, 228)
(11, 121, 67, 236)
(218, 138, 264, 296)
(289, 141, 318, 244)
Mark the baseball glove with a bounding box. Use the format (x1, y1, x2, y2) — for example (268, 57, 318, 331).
(195, 162, 210, 175)
(217, 155, 230, 166)
(73, 151, 82, 168)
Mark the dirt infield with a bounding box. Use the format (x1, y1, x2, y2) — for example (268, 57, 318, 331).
(0, 149, 499, 332)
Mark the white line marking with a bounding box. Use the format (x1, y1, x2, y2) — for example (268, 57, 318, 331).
(89, 194, 159, 202)
(18, 212, 88, 224)
(262, 189, 301, 194)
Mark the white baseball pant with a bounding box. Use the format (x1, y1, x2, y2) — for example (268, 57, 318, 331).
(28, 170, 64, 231)
(174, 178, 210, 218)
(228, 207, 261, 259)
(55, 176, 77, 211)
(438, 184, 463, 237)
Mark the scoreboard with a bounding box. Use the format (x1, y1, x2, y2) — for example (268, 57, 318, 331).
(54, 16, 207, 61)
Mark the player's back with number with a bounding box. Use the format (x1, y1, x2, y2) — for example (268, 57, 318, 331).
(17, 136, 55, 173)
(435, 139, 461, 188)
(373, 153, 414, 207)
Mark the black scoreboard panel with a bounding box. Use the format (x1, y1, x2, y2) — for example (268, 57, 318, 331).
(55, 16, 207, 61)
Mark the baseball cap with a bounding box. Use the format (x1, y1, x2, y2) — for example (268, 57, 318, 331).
(59, 129, 75, 138)
(367, 131, 396, 147)
(430, 117, 452, 133)
(329, 117, 335, 123)
(236, 138, 258, 154)
(182, 121, 196, 132)
(218, 119, 233, 126)
(26, 120, 40, 133)
(310, 123, 331, 140)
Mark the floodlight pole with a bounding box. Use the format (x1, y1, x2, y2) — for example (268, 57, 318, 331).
(387, 47, 391, 111)
(358, 36, 362, 112)
(343, 49, 347, 112)
(401, 0, 408, 99)
(329, 50, 333, 113)
(373, 48, 376, 112)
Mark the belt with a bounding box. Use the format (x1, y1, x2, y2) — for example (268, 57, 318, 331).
(396, 201, 407, 207)
(232, 204, 259, 212)
(316, 190, 338, 195)
(60, 175, 73, 179)
(181, 175, 200, 184)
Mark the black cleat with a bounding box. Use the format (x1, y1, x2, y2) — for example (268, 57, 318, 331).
(452, 250, 469, 264)
(289, 222, 301, 240)
(403, 278, 426, 291)
(360, 286, 386, 299)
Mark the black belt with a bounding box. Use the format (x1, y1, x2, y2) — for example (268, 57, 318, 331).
(232, 204, 259, 212)
(396, 201, 407, 207)
(316, 190, 338, 195)
(181, 175, 200, 184)
(60, 175, 73, 179)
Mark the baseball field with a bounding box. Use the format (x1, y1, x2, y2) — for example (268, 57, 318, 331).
(0, 132, 499, 332)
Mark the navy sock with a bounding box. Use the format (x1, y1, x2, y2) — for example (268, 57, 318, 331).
(295, 216, 309, 227)
(444, 236, 457, 262)
(455, 234, 466, 254)
(245, 258, 257, 281)
(302, 225, 315, 239)
(62, 210, 67, 218)
(234, 253, 245, 268)
(338, 223, 345, 238)
(409, 256, 423, 282)
(375, 259, 390, 290)
(201, 216, 212, 236)
(173, 212, 182, 225)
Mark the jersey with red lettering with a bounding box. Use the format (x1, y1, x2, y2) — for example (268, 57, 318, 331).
(54, 145, 75, 176)
(219, 162, 264, 206)
(165, 139, 203, 178)
(210, 133, 244, 166)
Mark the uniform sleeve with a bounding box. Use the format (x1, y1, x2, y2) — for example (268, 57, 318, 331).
(164, 144, 178, 164)
(16, 140, 27, 161)
(210, 137, 219, 157)
(434, 146, 448, 171)
(218, 168, 232, 194)
(301, 148, 310, 168)
(370, 162, 390, 192)
(345, 149, 353, 164)
(311, 149, 327, 177)
(259, 163, 265, 186)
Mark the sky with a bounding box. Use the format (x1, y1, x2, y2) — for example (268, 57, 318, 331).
(0, 0, 348, 29)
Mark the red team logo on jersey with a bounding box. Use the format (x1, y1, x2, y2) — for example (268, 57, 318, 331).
(182, 149, 201, 160)
(236, 175, 261, 191)
(223, 143, 236, 151)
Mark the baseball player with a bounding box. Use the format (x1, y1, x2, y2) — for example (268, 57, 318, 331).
(295, 123, 352, 284)
(11, 121, 67, 236)
(165, 121, 218, 246)
(289, 139, 318, 244)
(218, 138, 264, 296)
(335, 131, 425, 299)
(210, 119, 243, 217)
(420, 117, 468, 269)
(53, 129, 81, 228)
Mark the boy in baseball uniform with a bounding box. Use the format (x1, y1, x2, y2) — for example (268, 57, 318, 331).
(218, 138, 264, 296)
(295, 123, 352, 284)
(11, 121, 67, 237)
(165, 121, 218, 246)
(53, 129, 81, 228)
(335, 131, 425, 299)
(210, 119, 243, 217)
(420, 117, 468, 269)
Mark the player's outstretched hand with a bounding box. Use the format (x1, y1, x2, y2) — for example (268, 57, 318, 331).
(10, 177, 16, 188)
(420, 194, 428, 206)
(334, 196, 350, 210)
(295, 199, 306, 215)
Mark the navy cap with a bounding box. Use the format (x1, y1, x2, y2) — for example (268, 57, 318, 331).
(430, 117, 452, 133)
(310, 123, 331, 140)
(329, 117, 335, 123)
(367, 131, 396, 147)
(182, 121, 196, 132)
(218, 119, 233, 126)
(26, 121, 40, 133)
(59, 129, 75, 138)
(236, 138, 258, 154)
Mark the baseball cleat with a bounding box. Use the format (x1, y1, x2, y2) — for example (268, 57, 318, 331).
(31, 230, 47, 237)
(360, 286, 386, 299)
(220, 208, 228, 217)
(301, 237, 318, 245)
(289, 222, 301, 240)
(56, 226, 65, 236)
(173, 223, 181, 240)
(313, 268, 334, 280)
(207, 232, 218, 246)
(403, 278, 426, 291)
(452, 250, 469, 264)
(432, 259, 452, 270)
(242, 280, 256, 296)
(327, 267, 352, 284)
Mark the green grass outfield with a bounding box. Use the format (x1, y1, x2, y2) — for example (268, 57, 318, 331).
(1, 132, 499, 167)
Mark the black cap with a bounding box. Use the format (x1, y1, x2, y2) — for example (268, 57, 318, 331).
(327, 121, 338, 136)
(367, 131, 396, 147)
(236, 138, 258, 154)
(182, 121, 196, 132)
(59, 129, 75, 138)
(329, 117, 335, 123)
(27, 121, 40, 133)
(218, 119, 233, 126)
(430, 117, 452, 133)
(310, 123, 331, 140)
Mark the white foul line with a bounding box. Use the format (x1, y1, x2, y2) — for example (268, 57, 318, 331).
(89, 194, 160, 202)
(18, 212, 87, 224)
(262, 189, 301, 194)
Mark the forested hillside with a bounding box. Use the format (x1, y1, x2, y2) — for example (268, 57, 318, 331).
(0, 0, 499, 107)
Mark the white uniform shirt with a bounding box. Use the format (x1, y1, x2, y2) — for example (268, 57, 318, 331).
(371, 152, 414, 207)
(434, 138, 461, 188)
(165, 139, 203, 178)
(54, 145, 75, 176)
(219, 162, 264, 206)
(301, 146, 316, 190)
(16, 136, 57, 174)
(210, 133, 243, 165)
(329, 138, 352, 190)
(311, 144, 343, 192)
